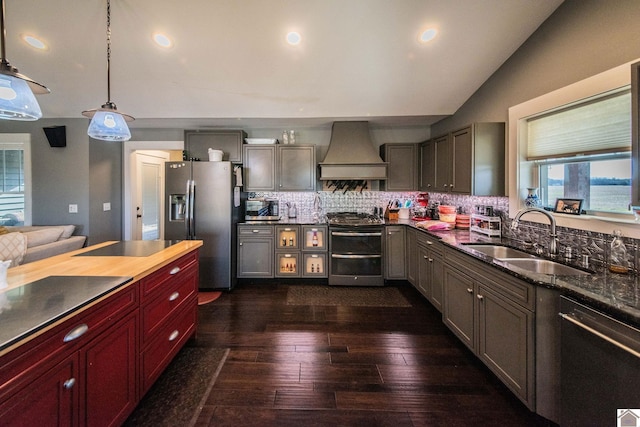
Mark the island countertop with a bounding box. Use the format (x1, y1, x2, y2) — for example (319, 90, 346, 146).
(0, 239, 202, 356)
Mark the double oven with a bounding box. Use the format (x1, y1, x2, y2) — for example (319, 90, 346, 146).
(327, 212, 384, 286)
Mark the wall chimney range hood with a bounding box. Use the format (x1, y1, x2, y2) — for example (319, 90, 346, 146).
(319, 121, 387, 180)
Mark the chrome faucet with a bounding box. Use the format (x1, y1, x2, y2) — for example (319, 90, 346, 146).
(511, 207, 558, 258)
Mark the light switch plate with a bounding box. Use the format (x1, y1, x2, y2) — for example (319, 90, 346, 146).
(103, 202, 111, 211)
(69, 204, 78, 213)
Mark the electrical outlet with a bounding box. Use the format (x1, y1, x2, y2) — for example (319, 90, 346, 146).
(69, 204, 78, 213)
(103, 202, 111, 211)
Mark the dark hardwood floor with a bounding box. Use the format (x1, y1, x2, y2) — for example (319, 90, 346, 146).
(191, 282, 550, 426)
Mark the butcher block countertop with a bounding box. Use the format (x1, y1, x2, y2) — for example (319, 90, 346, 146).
(6, 240, 203, 290)
(0, 240, 202, 356)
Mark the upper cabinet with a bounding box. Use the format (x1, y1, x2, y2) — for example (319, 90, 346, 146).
(184, 129, 247, 162)
(244, 145, 316, 192)
(379, 143, 420, 191)
(422, 123, 505, 196)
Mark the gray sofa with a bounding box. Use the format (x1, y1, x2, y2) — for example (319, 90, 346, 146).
(4, 225, 87, 265)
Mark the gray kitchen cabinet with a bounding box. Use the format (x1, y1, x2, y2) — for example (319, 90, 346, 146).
(243, 145, 316, 192)
(416, 233, 444, 311)
(277, 145, 316, 191)
(433, 134, 452, 192)
(184, 129, 246, 162)
(379, 143, 420, 191)
(419, 139, 436, 191)
(384, 226, 406, 279)
(431, 123, 505, 196)
(243, 145, 277, 191)
(406, 227, 418, 285)
(443, 248, 535, 408)
(237, 225, 274, 277)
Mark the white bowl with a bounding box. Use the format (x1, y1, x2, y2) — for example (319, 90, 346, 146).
(244, 138, 277, 144)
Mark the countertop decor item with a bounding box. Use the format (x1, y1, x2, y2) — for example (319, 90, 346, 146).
(81, 0, 134, 142)
(0, 0, 49, 120)
(525, 187, 540, 208)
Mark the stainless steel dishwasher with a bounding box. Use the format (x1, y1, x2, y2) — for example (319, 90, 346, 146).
(559, 296, 640, 427)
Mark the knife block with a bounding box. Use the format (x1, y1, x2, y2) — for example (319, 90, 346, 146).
(385, 208, 399, 220)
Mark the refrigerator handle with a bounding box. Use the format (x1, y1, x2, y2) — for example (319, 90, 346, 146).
(189, 179, 196, 239)
(184, 179, 192, 238)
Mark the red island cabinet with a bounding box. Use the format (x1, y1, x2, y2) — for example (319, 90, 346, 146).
(0, 248, 200, 427)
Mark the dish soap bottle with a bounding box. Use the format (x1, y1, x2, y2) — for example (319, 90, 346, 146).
(609, 229, 629, 274)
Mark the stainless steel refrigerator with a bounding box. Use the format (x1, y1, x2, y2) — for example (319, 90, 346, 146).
(164, 161, 239, 290)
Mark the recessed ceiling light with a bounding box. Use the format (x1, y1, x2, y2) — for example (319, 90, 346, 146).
(419, 29, 438, 43)
(286, 32, 301, 46)
(23, 35, 47, 50)
(153, 33, 173, 48)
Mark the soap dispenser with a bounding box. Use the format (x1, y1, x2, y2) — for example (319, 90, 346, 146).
(609, 229, 629, 274)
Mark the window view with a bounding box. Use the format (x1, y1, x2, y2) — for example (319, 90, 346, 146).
(0, 146, 25, 225)
(539, 156, 631, 213)
(527, 88, 632, 215)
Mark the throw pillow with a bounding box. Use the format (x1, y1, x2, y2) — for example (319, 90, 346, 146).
(24, 228, 64, 248)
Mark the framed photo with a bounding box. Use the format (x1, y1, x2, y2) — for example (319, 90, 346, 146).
(554, 198, 583, 215)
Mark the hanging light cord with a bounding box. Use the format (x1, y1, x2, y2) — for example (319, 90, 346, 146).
(105, 0, 112, 105)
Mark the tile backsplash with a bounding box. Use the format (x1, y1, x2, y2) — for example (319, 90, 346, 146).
(247, 190, 639, 274)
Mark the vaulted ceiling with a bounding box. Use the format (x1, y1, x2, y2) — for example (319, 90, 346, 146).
(4, 0, 563, 127)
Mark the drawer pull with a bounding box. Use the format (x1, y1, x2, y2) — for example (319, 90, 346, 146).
(426, 241, 433, 245)
(252, 229, 260, 233)
(466, 288, 473, 294)
(63, 378, 76, 390)
(169, 291, 180, 301)
(477, 294, 484, 300)
(170, 266, 181, 275)
(423, 255, 428, 259)
(64, 324, 89, 342)
(168, 330, 180, 341)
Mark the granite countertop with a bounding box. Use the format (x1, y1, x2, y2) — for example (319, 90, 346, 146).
(242, 216, 327, 225)
(391, 219, 640, 329)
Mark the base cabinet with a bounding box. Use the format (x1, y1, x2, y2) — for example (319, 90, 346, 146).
(384, 226, 406, 279)
(0, 353, 78, 426)
(83, 313, 138, 427)
(443, 248, 535, 408)
(415, 233, 444, 311)
(0, 250, 200, 427)
(237, 225, 275, 278)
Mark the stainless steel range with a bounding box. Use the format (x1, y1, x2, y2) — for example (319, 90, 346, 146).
(327, 212, 384, 286)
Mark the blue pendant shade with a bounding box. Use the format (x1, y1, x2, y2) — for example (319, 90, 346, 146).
(0, 73, 42, 120)
(0, 0, 49, 121)
(82, 0, 134, 142)
(83, 102, 133, 142)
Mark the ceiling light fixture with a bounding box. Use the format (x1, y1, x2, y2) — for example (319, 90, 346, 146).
(420, 28, 438, 43)
(23, 35, 46, 50)
(0, 0, 49, 121)
(82, 0, 133, 142)
(286, 31, 301, 46)
(153, 33, 172, 48)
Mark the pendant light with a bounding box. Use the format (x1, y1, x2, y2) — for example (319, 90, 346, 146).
(0, 0, 49, 121)
(82, 0, 133, 142)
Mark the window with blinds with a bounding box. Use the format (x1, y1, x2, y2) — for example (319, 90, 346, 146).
(529, 88, 632, 213)
(526, 89, 631, 160)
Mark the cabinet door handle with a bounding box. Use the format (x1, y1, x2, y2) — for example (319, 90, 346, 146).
(477, 294, 484, 300)
(423, 255, 428, 259)
(466, 288, 473, 294)
(63, 378, 76, 390)
(428, 258, 433, 263)
(169, 291, 180, 301)
(426, 241, 433, 245)
(170, 266, 181, 275)
(239, 242, 243, 246)
(168, 330, 180, 341)
(64, 324, 89, 342)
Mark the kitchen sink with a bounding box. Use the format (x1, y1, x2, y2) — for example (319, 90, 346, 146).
(500, 258, 591, 276)
(462, 244, 536, 259)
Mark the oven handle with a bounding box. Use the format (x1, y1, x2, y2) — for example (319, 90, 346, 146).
(331, 254, 382, 259)
(331, 231, 382, 237)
